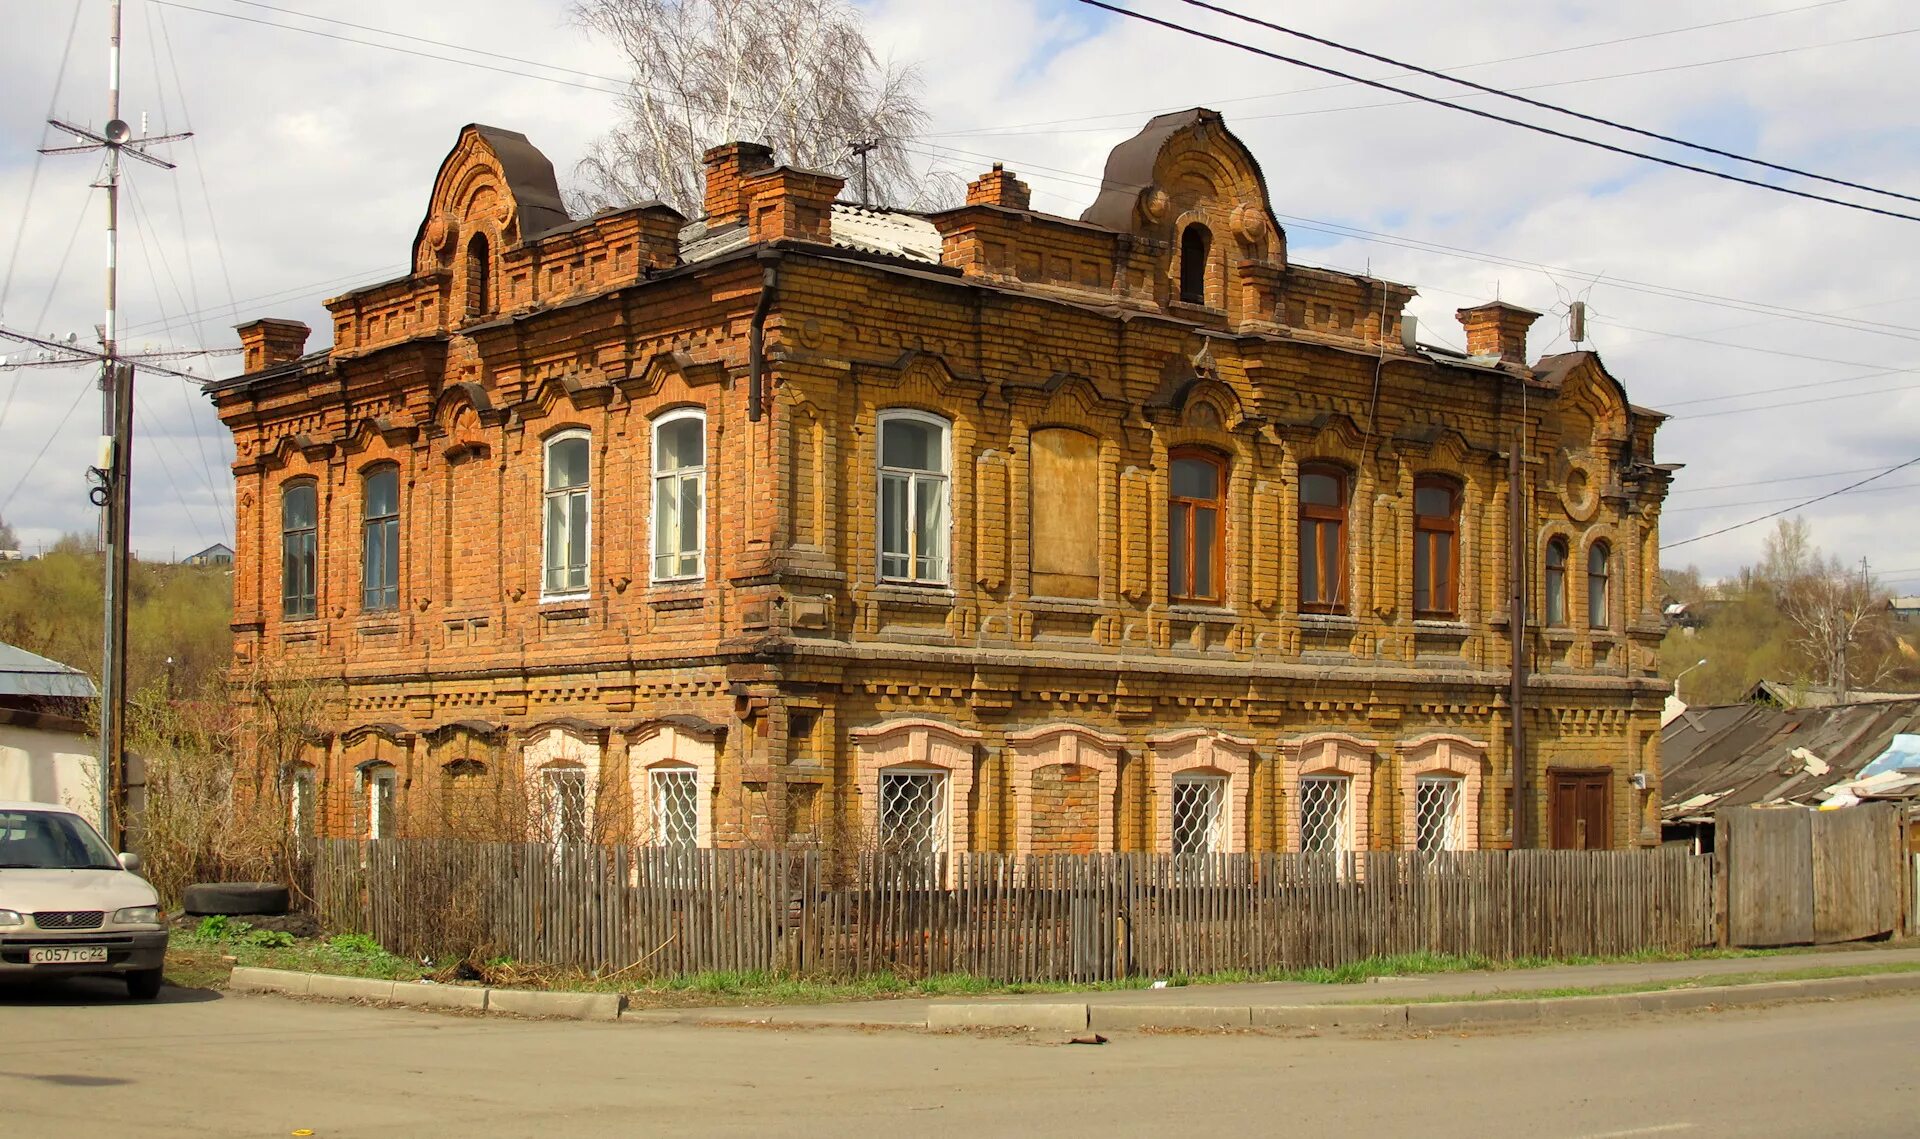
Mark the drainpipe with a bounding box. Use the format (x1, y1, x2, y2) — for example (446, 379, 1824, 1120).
(747, 250, 782, 422)
(1509, 434, 1529, 848)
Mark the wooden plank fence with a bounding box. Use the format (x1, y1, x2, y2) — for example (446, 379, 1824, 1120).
(301, 840, 1714, 983)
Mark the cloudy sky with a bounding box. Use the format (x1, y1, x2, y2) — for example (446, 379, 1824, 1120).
(3, 0, 1917, 590)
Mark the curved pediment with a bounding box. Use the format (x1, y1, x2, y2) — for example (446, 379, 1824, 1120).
(1080, 108, 1285, 265)
(411, 125, 570, 275)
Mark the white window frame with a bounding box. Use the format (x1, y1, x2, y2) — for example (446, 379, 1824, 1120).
(650, 409, 707, 584)
(648, 765, 700, 848)
(1298, 773, 1352, 854)
(366, 765, 397, 840)
(542, 429, 592, 600)
(875, 409, 951, 585)
(1414, 773, 1465, 853)
(877, 766, 950, 857)
(1170, 771, 1228, 856)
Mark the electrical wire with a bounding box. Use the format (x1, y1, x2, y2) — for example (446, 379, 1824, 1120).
(0, 378, 94, 519)
(1669, 464, 1898, 495)
(0, 1, 84, 323)
(1168, 0, 1920, 205)
(1661, 455, 1920, 549)
(1066, 0, 1920, 223)
(1665, 479, 1920, 513)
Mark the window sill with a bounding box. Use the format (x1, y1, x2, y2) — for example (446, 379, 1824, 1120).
(1412, 620, 1469, 639)
(649, 591, 704, 613)
(1299, 613, 1358, 630)
(1167, 299, 1226, 319)
(539, 593, 590, 607)
(1168, 604, 1236, 624)
(872, 583, 956, 609)
(1027, 595, 1106, 614)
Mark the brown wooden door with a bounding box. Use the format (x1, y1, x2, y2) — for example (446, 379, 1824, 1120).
(1549, 771, 1612, 849)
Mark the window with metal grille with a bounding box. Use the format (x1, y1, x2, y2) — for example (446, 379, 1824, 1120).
(877, 769, 948, 856)
(651, 411, 706, 582)
(1168, 450, 1226, 604)
(281, 481, 317, 619)
(542, 767, 588, 846)
(1170, 772, 1227, 855)
(1297, 774, 1350, 853)
(877, 411, 949, 584)
(1414, 774, 1464, 852)
(362, 465, 400, 611)
(1298, 465, 1348, 613)
(1412, 476, 1459, 618)
(543, 431, 591, 597)
(650, 767, 699, 848)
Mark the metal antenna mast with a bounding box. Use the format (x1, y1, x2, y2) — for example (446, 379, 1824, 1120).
(849, 139, 879, 208)
(34, 0, 191, 846)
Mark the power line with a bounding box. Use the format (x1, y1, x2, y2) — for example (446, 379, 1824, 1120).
(0, 1, 84, 323)
(1066, 0, 1920, 223)
(1665, 479, 1920, 513)
(1167, 0, 1920, 206)
(1669, 464, 1898, 495)
(1661, 455, 1920, 549)
(0, 378, 94, 519)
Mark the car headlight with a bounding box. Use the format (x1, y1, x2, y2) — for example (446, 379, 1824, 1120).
(113, 906, 162, 925)
(0, 909, 22, 927)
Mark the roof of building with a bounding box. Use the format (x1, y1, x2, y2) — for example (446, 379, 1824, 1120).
(679, 203, 942, 266)
(1890, 595, 1920, 610)
(1661, 696, 1920, 821)
(1745, 678, 1917, 709)
(184, 542, 234, 560)
(0, 642, 97, 702)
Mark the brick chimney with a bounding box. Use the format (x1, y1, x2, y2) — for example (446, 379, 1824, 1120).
(702, 142, 776, 228)
(1455, 301, 1541, 365)
(966, 163, 1031, 211)
(743, 166, 846, 245)
(235, 318, 311, 372)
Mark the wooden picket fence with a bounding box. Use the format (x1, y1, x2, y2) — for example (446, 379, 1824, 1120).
(301, 839, 1714, 983)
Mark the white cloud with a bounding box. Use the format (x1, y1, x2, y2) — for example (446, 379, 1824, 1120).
(2, 0, 1917, 586)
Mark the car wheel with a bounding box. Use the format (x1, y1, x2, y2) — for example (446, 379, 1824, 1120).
(182, 882, 291, 916)
(126, 968, 164, 1000)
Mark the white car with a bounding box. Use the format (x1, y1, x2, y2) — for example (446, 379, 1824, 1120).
(0, 802, 167, 999)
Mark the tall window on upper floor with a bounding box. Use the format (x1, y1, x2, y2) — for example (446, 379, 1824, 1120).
(466, 232, 492, 317)
(1587, 541, 1612, 630)
(1179, 223, 1211, 305)
(1545, 537, 1569, 627)
(1298, 465, 1349, 614)
(543, 431, 591, 597)
(361, 466, 400, 611)
(1412, 476, 1460, 619)
(1168, 449, 1225, 604)
(652, 410, 706, 583)
(281, 481, 318, 620)
(877, 410, 950, 584)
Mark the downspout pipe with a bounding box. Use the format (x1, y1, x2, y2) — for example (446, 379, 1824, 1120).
(748, 250, 781, 422)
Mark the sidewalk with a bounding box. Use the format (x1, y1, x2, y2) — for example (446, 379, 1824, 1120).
(621, 943, 1920, 1030)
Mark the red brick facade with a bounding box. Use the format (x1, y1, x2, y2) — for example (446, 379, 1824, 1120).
(214, 111, 1675, 854)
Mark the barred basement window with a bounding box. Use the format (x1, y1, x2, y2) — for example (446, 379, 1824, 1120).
(650, 767, 699, 848)
(1298, 774, 1350, 853)
(542, 767, 588, 846)
(878, 768, 948, 857)
(1170, 772, 1227, 855)
(1414, 774, 1464, 852)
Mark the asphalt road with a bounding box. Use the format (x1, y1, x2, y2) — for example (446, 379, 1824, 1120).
(3, 979, 1916, 1138)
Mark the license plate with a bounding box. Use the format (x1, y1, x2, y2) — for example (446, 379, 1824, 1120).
(28, 946, 108, 965)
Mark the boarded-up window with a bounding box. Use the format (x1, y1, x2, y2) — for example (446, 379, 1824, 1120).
(1029, 427, 1100, 598)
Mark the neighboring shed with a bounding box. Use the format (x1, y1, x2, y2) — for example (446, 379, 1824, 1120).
(1661, 696, 1920, 849)
(0, 641, 101, 825)
(1744, 678, 1915, 709)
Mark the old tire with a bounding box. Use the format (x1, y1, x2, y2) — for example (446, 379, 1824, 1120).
(126, 968, 163, 1000)
(181, 882, 290, 917)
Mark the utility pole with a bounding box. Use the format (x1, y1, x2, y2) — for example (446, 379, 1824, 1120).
(849, 139, 879, 208)
(38, 0, 189, 846)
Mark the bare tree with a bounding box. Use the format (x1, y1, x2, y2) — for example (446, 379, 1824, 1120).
(570, 0, 933, 217)
(1763, 519, 1887, 698)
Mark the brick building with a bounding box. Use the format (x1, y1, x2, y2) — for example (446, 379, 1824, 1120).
(211, 110, 1675, 855)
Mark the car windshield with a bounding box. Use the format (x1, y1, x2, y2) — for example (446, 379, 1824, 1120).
(0, 810, 121, 870)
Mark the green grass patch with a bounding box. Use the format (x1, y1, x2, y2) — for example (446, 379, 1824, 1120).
(1345, 960, 1920, 1005)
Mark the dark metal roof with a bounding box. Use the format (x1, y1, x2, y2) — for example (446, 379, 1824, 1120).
(0, 642, 97, 702)
(1079, 107, 1278, 236)
(1661, 697, 1920, 819)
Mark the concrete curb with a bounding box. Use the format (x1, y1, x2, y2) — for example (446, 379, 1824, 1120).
(927, 1002, 1087, 1031)
(223, 967, 621, 1021)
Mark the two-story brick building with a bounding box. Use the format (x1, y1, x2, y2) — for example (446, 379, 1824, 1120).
(212, 109, 1675, 855)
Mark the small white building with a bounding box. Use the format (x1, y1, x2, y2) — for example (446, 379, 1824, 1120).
(0, 641, 101, 826)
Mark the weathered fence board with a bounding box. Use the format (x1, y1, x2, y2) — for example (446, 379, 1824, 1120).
(1722, 804, 1903, 947)
(303, 839, 1714, 984)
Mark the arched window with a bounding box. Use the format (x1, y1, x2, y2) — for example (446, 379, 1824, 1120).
(361, 466, 400, 611)
(542, 431, 591, 597)
(1412, 476, 1460, 618)
(1298, 464, 1348, 613)
(465, 232, 492, 317)
(1587, 541, 1612, 629)
(651, 410, 706, 582)
(1179, 223, 1211, 305)
(1545, 537, 1569, 627)
(281, 481, 318, 620)
(1168, 449, 1226, 604)
(877, 410, 950, 584)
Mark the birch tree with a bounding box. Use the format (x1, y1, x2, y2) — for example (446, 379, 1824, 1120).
(1763, 518, 1888, 697)
(571, 0, 932, 217)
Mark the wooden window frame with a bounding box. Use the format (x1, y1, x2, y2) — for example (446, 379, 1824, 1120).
(280, 480, 319, 621)
(541, 429, 592, 600)
(1587, 540, 1612, 630)
(1411, 475, 1460, 619)
(876, 409, 952, 586)
(1167, 447, 1227, 605)
(1544, 537, 1569, 627)
(1298, 463, 1349, 614)
(360, 464, 401, 612)
(650, 408, 707, 584)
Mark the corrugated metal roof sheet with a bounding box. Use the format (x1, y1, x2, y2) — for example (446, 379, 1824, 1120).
(678, 204, 941, 266)
(0, 642, 97, 701)
(1660, 697, 1920, 819)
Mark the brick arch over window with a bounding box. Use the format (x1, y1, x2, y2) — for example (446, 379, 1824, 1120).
(626, 721, 720, 848)
(1396, 734, 1488, 852)
(1007, 723, 1125, 856)
(850, 718, 982, 854)
(1278, 732, 1380, 852)
(1148, 728, 1255, 853)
